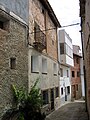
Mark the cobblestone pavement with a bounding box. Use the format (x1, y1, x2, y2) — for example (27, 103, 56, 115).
(46, 101, 88, 120)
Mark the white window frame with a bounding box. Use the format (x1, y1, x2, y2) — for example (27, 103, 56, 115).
(31, 55, 39, 73)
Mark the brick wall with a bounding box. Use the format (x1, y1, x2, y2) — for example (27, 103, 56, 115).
(29, 0, 58, 61)
(71, 55, 82, 99)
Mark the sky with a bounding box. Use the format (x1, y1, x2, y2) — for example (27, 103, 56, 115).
(48, 0, 82, 49)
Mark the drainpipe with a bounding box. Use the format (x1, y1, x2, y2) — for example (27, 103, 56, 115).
(80, 17, 87, 112)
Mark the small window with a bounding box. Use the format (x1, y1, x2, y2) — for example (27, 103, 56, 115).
(76, 84, 78, 91)
(76, 58, 79, 64)
(10, 58, 16, 69)
(61, 87, 63, 95)
(42, 58, 47, 74)
(60, 68, 63, 77)
(0, 19, 9, 31)
(72, 71, 75, 77)
(31, 56, 39, 73)
(67, 86, 70, 94)
(67, 70, 69, 77)
(60, 43, 64, 54)
(77, 71, 80, 77)
(53, 63, 57, 75)
(41, 5, 45, 14)
(42, 90, 48, 105)
(55, 87, 59, 98)
(0, 21, 3, 29)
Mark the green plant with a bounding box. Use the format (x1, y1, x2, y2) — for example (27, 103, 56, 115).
(11, 79, 46, 120)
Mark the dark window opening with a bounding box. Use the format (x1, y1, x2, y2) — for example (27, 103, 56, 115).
(77, 71, 80, 77)
(0, 21, 3, 29)
(10, 58, 16, 69)
(42, 90, 48, 105)
(60, 68, 63, 77)
(67, 70, 69, 77)
(72, 71, 75, 77)
(41, 5, 45, 14)
(61, 87, 63, 95)
(56, 87, 59, 98)
(76, 84, 78, 91)
(60, 43, 64, 54)
(67, 86, 70, 94)
(76, 58, 79, 64)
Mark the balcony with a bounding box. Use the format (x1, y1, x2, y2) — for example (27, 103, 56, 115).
(33, 28, 46, 52)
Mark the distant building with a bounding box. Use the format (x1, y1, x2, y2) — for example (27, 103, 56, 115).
(58, 29, 73, 106)
(29, 0, 61, 114)
(71, 45, 82, 100)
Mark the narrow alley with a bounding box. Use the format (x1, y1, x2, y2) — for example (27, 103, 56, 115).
(46, 100, 88, 120)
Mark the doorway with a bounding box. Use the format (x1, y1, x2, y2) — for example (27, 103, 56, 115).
(50, 88, 54, 110)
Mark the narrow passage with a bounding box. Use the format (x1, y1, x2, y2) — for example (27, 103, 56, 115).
(46, 101, 88, 120)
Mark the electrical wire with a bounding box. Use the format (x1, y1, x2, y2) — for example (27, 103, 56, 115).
(29, 23, 80, 34)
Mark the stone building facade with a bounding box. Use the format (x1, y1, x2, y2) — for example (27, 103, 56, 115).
(28, 0, 61, 114)
(0, 0, 29, 119)
(79, 0, 90, 118)
(71, 45, 82, 100)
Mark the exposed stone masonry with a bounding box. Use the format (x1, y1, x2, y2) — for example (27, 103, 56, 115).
(0, 16, 28, 118)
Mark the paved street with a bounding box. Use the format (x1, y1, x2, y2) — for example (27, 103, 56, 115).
(46, 101, 88, 120)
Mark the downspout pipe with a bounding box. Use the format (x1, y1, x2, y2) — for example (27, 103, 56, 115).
(80, 17, 87, 112)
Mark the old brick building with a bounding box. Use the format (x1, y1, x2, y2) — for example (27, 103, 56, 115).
(0, 0, 29, 118)
(79, 0, 90, 119)
(71, 45, 82, 100)
(28, 0, 61, 113)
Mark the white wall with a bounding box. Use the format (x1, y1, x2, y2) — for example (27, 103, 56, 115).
(59, 65, 71, 106)
(58, 29, 73, 67)
(28, 47, 60, 110)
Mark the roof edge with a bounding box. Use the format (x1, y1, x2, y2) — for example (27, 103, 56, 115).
(39, 0, 61, 28)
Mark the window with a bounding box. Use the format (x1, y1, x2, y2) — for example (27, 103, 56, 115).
(42, 58, 47, 74)
(41, 5, 45, 14)
(76, 84, 78, 91)
(76, 58, 79, 64)
(0, 19, 9, 31)
(10, 58, 16, 69)
(31, 56, 39, 73)
(72, 71, 75, 77)
(60, 43, 64, 54)
(61, 87, 63, 95)
(42, 90, 48, 105)
(0, 21, 3, 29)
(67, 70, 69, 77)
(53, 63, 57, 75)
(60, 68, 63, 77)
(67, 86, 70, 94)
(77, 71, 80, 77)
(55, 87, 59, 97)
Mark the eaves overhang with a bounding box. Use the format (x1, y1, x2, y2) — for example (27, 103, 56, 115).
(73, 53, 82, 58)
(39, 0, 61, 28)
